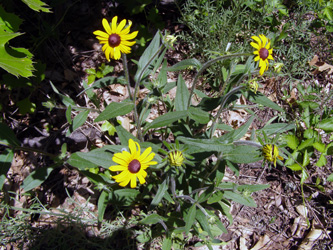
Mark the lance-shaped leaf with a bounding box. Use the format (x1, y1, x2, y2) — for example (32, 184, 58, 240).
(144, 111, 188, 131)
(95, 101, 134, 122)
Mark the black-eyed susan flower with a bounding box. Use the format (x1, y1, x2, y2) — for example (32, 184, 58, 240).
(168, 150, 184, 167)
(110, 139, 157, 188)
(93, 16, 138, 61)
(262, 144, 283, 167)
(251, 34, 274, 75)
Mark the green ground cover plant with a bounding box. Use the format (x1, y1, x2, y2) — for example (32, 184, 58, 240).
(0, 0, 332, 249)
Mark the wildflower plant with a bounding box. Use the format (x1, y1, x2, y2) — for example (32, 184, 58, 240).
(1, 15, 298, 249)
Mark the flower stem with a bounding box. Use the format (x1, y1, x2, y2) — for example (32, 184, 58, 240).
(187, 53, 251, 109)
(122, 54, 132, 100)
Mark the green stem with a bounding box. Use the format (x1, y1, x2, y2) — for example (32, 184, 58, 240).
(122, 54, 133, 100)
(0, 143, 57, 158)
(209, 85, 245, 138)
(187, 53, 251, 109)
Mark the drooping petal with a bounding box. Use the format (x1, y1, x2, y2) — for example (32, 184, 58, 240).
(104, 46, 111, 61)
(130, 174, 137, 188)
(137, 172, 146, 184)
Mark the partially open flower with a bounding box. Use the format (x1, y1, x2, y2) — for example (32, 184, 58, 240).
(110, 139, 157, 188)
(93, 16, 138, 61)
(168, 150, 184, 167)
(262, 144, 283, 167)
(251, 34, 274, 75)
(247, 78, 259, 94)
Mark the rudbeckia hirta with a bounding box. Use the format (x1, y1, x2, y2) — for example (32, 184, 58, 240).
(110, 139, 157, 188)
(168, 150, 184, 167)
(262, 144, 283, 167)
(93, 16, 138, 61)
(251, 34, 274, 75)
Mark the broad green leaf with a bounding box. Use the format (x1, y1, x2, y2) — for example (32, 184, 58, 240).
(224, 145, 262, 163)
(21, 165, 55, 192)
(188, 107, 210, 124)
(218, 116, 255, 143)
(258, 123, 295, 136)
(246, 92, 284, 112)
(0, 6, 22, 32)
(316, 154, 327, 167)
(115, 125, 138, 145)
(178, 137, 234, 154)
(67, 153, 99, 169)
(316, 117, 333, 132)
(71, 110, 89, 132)
(0, 148, 14, 190)
(286, 163, 302, 171)
(0, 31, 34, 78)
(113, 189, 140, 206)
(144, 111, 188, 131)
(98, 190, 108, 222)
(140, 213, 165, 225)
(175, 74, 189, 111)
(0, 123, 20, 147)
(327, 173, 333, 182)
(74, 148, 114, 169)
(151, 178, 169, 208)
(223, 191, 257, 207)
(95, 101, 133, 122)
(162, 236, 172, 250)
(195, 209, 213, 238)
(285, 134, 299, 150)
(134, 31, 161, 82)
(101, 121, 116, 136)
(167, 58, 202, 71)
(298, 138, 315, 151)
(21, 0, 51, 12)
(313, 142, 326, 153)
(207, 191, 224, 204)
(185, 204, 196, 235)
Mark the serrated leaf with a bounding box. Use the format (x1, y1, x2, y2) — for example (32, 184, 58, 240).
(162, 237, 172, 250)
(22, 165, 55, 192)
(285, 134, 299, 150)
(0, 148, 14, 190)
(316, 117, 333, 132)
(313, 142, 326, 153)
(95, 101, 133, 122)
(21, 0, 51, 12)
(315, 154, 327, 167)
(298, 138, 315, 151)
(286, 163, 302, 171)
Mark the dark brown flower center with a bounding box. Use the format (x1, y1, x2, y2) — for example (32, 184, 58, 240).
(108, 34, 121, 47)
(259, 48, 269, 60)
(128, 159, 141, 173)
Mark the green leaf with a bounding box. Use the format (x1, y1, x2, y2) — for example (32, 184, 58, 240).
(188, 107, 210, 124)
(195, 209, 213, 238)
(0, 148, 14, 190)
(224, 145, 262, 163)
(135, 31, 161, 82)
(178, 137, 234, 154)
(298, 138, 315, 151)
(67, 153, 98, 170)
(175, 74, 189, 111)
(49, 81, 76, 107)
(139, 213, 165, 225)
(72, 110, 89, 132)
(151, 178, 169, 208)
(238, 184, 270, 193)
(223, 191, 257, 207)
(113, 189, 140, 206)
(316, 117, 333, 132)
(144, 111, 188, 131)
(73, 148, 114, 169)
(315, 154, 327, 167)
(218, 116, 255, 143)
(101, 121, 116, 136)
(258, 123, 295, 136)
(327, 173, 333, 182)
(0, 122, 20, 147)
(21, 0, 51, 12)
(98, 190, 108, 222)
(313, 142, 326, 153)
(246, 92, 284, 112)
(285, 134, 299, 150)
(21, 165, 55, 192)
(115, 125, 137, 145)
(66, 105, 72, 125)
(162, 236, 172, 250)
(207, 191, 224, 204)
(185, 204, 196, 235)
(286, 163, 302, 171)
(167, 58, 202, 71)
(95, 101, 133, 122)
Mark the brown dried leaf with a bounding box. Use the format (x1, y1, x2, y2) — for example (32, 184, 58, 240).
(309, 55, 333, 75)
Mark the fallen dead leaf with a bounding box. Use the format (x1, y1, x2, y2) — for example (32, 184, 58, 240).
(309, 55, 333, 75)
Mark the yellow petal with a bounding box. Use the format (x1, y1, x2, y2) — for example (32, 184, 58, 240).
(139, 147, 152, 161)
(119, 44, 131, 54)
(94, 30, 109, 38)
(251, 35, 262, 47)
(137, 172, 146, 184)
(116, 19, 127, 33)
(267, 55, 274, 60)
(111, 16, 118, 33)
(113, 170, 130, 182)
(259, 65, 265, 75)
(119, 179, 130, 187)
(250, 42, 259, 50)
(259, 34, 267, 46)
(104, 46, 111, 61)
(130, 174, 137, 188)
(121, 40, 136, 46)
(120, 20, 132, 35)
(109, 165, 127, 171)
(102, 18, 112, 35)
(121, 31, 138, 41)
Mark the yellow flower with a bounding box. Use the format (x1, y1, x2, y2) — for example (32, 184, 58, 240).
(251, 34, 274, 75)
(110, 139, 157, 188)
(247, 78, 259, 94)
(168, 150, 184, 167)
(262, 144, 283, 167)
(93, 16, 138, 61)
